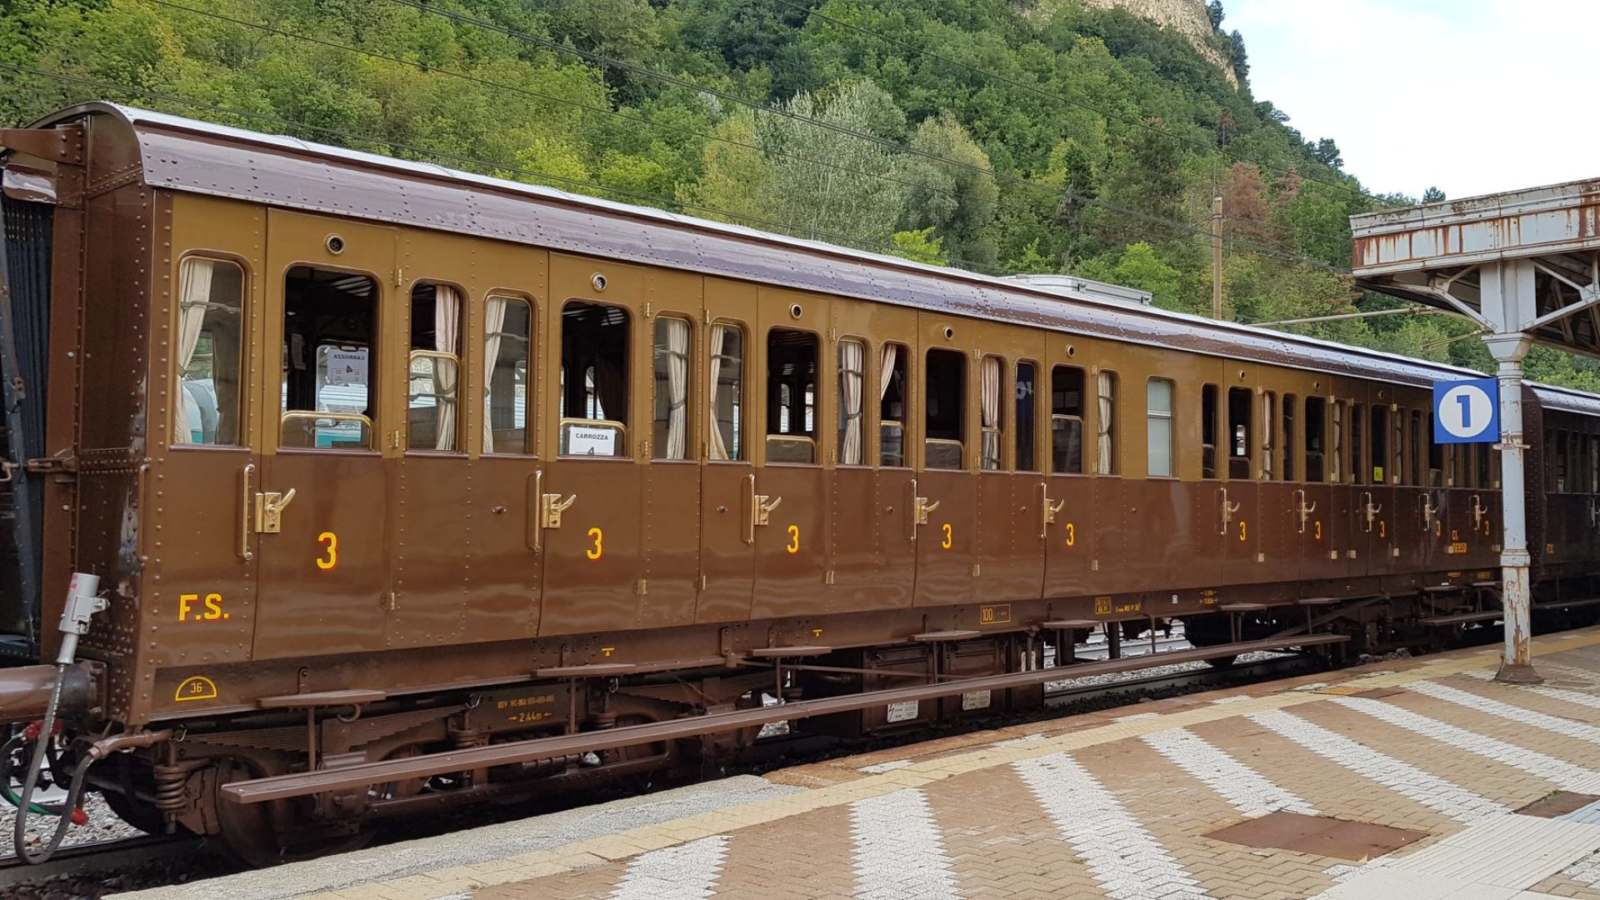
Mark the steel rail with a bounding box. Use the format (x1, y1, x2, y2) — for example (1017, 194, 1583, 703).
(221, 634, 1347, 805)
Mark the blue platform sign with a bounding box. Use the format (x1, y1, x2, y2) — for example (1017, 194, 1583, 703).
(1433, 378, 1500, 444)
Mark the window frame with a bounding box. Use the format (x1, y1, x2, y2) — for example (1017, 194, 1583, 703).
(980, 354, 1006, 472)
(1094, 369, 1119, 476)
(482, 291, 536, 457)
(278, 263, 383, 454)
(878, 341, 911, 469)
(706, 318, 748, 463)
(650, 314, 695, 462)
(405, 280, 468, 455)
(837, 336, 869, 467)
(1145, 376, 1175, 479)
(172, 252, 249, 450)
(1015, 360, 1040, 473)
(1050, 364, 1087, 476)
(557, 298, 632, 459)
(764, 326, 821, 466)
(922, 347, 968, 472)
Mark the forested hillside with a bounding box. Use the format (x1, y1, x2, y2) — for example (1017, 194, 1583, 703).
(2, 0, 1594, 386)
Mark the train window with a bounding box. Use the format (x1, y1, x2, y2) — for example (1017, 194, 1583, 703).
(1227, 387, 1251, 479)
(174, 257, 245, 446)
(1283, 395, 1296, 482)
(709, 322, 745, 461)
(980, 356, 1003, 471)
(925, 349, 965, 470)
(1146, 378, 1174, 478)
(1015, 362, 1037, 472)
(652, 317, 692, 460)
(407, 283, 463, 452)
(1095, 371, 1118, 475)
(767, 329, 817, 464)
(559, 301, 628, 457)
(484, 295, 532, 454)
(1305, 397, 1326, 482)
(880, 343, 908, 467)
(1201, 384, 1218, 479)
(1556, 431, 1568, 492)
(1390, 407, 1404, 485)
(1051, 366, 1084, 474)
(1427, 413, 1442, 487)
(1260, 391, 1276, 480)
(1330, 401, 1344, 483)
(1590, 436, 1598, 493)
(1409, 411, 1423, 486)
(838, 339, 866, 466)
(1351, 404, 1364, 484)
(1445, 442, 1458, 487)
(280, 266, 377, 450)
(1479, 443, 1494, 489)
(1369, 405, 1395, 483)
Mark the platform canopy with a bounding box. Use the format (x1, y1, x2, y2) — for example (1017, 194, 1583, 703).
(1351, 179, 1600, 357)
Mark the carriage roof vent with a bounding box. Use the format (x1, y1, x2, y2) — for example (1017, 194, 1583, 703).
(1002, 274, 1153, 308)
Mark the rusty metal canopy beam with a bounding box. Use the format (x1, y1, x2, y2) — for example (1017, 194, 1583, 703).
(220, 634, 1347, 805)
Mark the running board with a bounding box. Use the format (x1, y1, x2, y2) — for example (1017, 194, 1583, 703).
(220, 633, 1348, 805)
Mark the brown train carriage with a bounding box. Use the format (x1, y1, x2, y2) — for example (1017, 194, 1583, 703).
(0, 103, 1597, 860)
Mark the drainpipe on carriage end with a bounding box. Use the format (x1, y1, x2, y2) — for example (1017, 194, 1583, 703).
(1484, 332, 1541, 685)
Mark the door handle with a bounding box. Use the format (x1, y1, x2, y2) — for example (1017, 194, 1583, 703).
(754, 494, 783, 526)
(744, 474, 757, 544)
(906, 478, 919, 543)
(1362, 492, 1382, 532)
(1219, 487, 1241, 535)
(528, 471, 543, 551)
(1040, 483, 1064, 538)
(238, 463, 255, 560)
(541, 492, 577, 529)
(1294, 489, 1316, 534)
(914, 495, 941, 525)
(1471, 494, 1487, 529)
(254, 487, 296, 534)
(1421, 493, 1439, 532)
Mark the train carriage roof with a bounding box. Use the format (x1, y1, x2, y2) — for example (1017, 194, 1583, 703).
(22, 102, 1600, 418)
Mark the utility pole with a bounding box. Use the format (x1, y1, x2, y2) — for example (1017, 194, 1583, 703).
(1211, 195, 1224, 319)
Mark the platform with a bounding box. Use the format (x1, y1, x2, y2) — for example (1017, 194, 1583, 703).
(121, 628, 1600, 900)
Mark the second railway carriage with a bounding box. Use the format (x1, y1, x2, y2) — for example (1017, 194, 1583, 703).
(1, 103, 1598, 862)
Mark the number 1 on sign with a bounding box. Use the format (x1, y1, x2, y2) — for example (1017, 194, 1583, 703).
(1457, 393, 1473, 430)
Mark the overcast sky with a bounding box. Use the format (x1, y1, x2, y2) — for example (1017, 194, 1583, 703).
(1224, 0, 1600, 201)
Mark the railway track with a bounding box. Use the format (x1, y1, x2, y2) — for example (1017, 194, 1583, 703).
(0, 833, 203, 891)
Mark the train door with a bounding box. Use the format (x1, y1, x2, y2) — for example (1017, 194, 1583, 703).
(972, 329, 1048, 606)
(1332, 381, 1369, 580)
(829, 300, 918, 613)
(158, 196, 262, 666)
(1391, 399, 1430, 576)
(912, 314, 976, 609)
(638, 270, 704, 628)
(750, 287, 830, 621)
(539, 254, 643, 635)
(1254, 383, 1299, 584)
(253, 210, 394, 658)
(1297, 393, 1341, 583)
(1042, 352, 1098, 602)
(387, 231, 545, 648)
(1418, 410, 1449, 575)
(1119, 360, 1183, 594)
(1364, 392, 1399, 578)
(695, 279, 756, 623)
(1217, 377, 1260, 587)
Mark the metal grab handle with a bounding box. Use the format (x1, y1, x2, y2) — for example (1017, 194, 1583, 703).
(1219, 487, 1241, 535)
(754, 493, 783, 527)
(906, 479, 919, 543)
(1421, 493, 1439, 532)
(914, 496, 941, 525)
(541, 492, 577, 530)
(254, 486, 296, 534)
(745, 474, 757, 544)
(1294, 489, 1316, 534)
(528, 471, 543, 551)
(1471, 494, 1486, 528)
(1590, 498, 1600, 528)
(1362, 492, 1381, 532)
(238, 463, 255, 561)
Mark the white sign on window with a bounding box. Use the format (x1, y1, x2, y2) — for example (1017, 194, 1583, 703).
(325, 347, 369, 386)
(566, 425, 618, 457)
(885, 700, 919, 723)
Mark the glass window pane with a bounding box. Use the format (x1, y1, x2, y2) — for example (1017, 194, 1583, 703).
(559, 301, 629, 457)
(484, 296, 531, 454)
(710, 323, 744, 461)
(767, 329, 817, 464)
(838, 340, 865, 466)
(1015, 363, 1036, 472)
(280, 266, 376, 450)
(408, 284, 462, 452)
(653, 317, 691, 460)
(175, 258, 245, 446)
(1146, 378, 1173, 478)
(879, 344, 908, 467)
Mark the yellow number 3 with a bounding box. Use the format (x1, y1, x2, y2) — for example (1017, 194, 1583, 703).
(586, 527, 604, 561)
(316, 531, 337, 571)
(941, 523, 953, 550)
(786, 525, 800, 555)
(1238, 520, 1248, 542)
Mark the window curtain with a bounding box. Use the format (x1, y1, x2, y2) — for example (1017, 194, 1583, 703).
(174, 258, 215, 443)
(664, 318, 689, 460)
(1095, 372, 1113, 475)
(1331, 402, 1344, 482)
(709, 324, 730, 461)
(1260, 394, 1273, 480)
(433, 285, 461, 451)
(879, 344, 898, 403)
(980, 356, 1000, 467)
(840, 341, 864, 465)
(594, 357, 626, 426)
(482, 296, 508, 453)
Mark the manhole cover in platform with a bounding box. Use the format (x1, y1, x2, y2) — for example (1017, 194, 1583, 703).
(1206, 812, 1427, 861)
(1516, 792, 1600, 818)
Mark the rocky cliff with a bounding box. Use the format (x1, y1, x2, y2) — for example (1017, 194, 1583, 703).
(1070, 0, 1237, 86)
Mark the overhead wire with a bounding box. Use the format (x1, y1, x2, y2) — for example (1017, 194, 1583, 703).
(2, 62, 1013, 276)
(375, 0, 1350, 274)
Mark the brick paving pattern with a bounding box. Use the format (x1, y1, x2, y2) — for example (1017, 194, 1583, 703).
(265, 630, 1600, 900)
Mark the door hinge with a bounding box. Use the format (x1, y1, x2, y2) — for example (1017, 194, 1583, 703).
(394, 267, 405, 288)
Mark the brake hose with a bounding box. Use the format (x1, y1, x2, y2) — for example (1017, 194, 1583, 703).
(12, 573, 106, 864)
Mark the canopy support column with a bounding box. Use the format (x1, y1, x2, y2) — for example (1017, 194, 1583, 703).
(1481, 260, 1541, 684)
